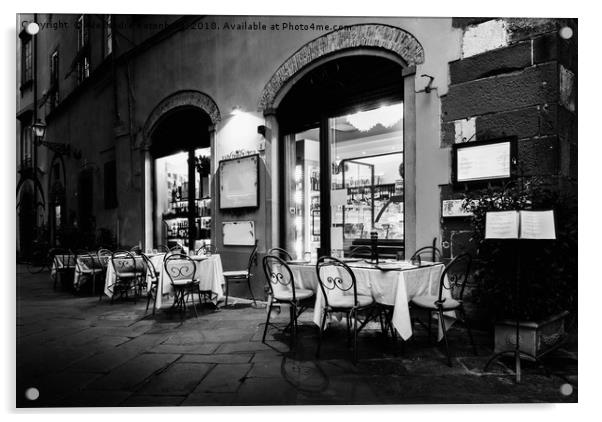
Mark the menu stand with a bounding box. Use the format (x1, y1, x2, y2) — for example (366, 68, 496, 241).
(481, 210, 556, 384)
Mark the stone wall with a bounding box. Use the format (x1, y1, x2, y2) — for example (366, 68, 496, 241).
(438, 18, 577, 320)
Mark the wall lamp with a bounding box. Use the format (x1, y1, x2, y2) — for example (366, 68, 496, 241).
(421, 74, 435, 93)
(32, 118, 81, 158)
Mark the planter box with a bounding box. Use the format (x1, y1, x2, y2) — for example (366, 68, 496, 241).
(494, 311, 569, 358)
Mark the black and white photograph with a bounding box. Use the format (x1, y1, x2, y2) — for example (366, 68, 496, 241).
(10, 2, 585, 412)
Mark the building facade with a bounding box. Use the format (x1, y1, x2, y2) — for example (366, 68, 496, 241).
(16, 15, 577, 298)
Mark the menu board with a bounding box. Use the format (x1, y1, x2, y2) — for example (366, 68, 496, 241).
(219, 155, 259, 209)
(222, 221, 256, 246)
(456, 142, 511, 182)
(519, 210, 556, 240)
(485, 211, 520, 239)
(485, 210, 556, 240)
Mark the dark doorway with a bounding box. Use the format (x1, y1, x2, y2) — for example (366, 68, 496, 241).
(150, 106, 213, 250)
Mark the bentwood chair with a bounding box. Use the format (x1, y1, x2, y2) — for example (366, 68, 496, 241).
(130, 245, 142, 254)
(109, 251, 141, 304)
(141, 253, 160, 315)
(156, 244, 169, 253)
(409, 253, 476, 366)
(223, 241, 258, 307)
(75, 250, 104, 295)
(315, 256, 377, 363)
(52, 248, 76, 291)
(163, 253, 201, 318)
(262, 255, 314, 345)
(409, 246, 442, 264)
(267, 247, 293, 261)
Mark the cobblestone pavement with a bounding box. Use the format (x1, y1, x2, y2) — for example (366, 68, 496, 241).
(16, 265, 577, 407)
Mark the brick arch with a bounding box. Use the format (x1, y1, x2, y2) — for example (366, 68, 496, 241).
(258, 24, 424, 111)
(143, 90, 221, 141)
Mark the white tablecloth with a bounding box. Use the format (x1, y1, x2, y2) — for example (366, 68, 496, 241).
(104, 254, 224, 309)
(289, 261, 454, 341)
(153, 254, 225, 310)
(104, 254, 152, 298)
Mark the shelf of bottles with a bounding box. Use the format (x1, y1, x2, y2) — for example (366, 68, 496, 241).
(162, 184, 212, 245)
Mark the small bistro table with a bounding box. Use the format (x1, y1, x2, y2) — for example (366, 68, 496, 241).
(103, 253, 225, 311)
(287, 259, 455, 340)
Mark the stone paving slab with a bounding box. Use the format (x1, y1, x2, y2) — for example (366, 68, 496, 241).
(192, 363, 252, 393)
(86, 353, 181, 391)
(137, 362, 213, 395)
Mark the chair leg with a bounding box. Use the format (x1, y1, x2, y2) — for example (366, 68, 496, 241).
(438, 307, 452, 367)
(224, 278, 229, 307)
(316, 309, 328, 359)
(346, 312, 352, 348)
(290, 304, 297, 347)
(152, 287, 157, 316)
(461, 306, 477, 355)
(262, 301, 272, 343)
(190, 288, 198, 318)
(246, 276, 256, 306)
(353, 309, 359, 364)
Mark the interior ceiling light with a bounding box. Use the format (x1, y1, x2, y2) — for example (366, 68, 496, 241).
(230, 105, 243, 116)
(345, 104, 403, 132)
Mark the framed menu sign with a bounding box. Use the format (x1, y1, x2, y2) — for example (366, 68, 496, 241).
(452, 137, 517, 184)
(219, 154, 259, 209)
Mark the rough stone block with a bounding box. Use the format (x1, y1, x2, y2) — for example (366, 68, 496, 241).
(441, 122, 455, 148)
(452, 18, 495, 28)
(450, 41, 532, 85)
(475, 106, 541, 140)
(442, 63, 558, 122)
(462, 19, 509, 58)
(518, 136, 559, 176)
(506, 18, 560, 43)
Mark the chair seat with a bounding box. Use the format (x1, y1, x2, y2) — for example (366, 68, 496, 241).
(410, 295, 460, 310)
(274, 288, 314, 302)
(223, 270, 248, 278)
(172, 279, 198, 287)
(327, 294, 373, 309)
(80, 268, 103, 274)
(116, 272, 139, 278)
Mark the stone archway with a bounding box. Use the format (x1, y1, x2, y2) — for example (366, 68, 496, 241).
(143, 90, 221, 143)
(258, 24, 425, 111)
(259, 23, 422, 255)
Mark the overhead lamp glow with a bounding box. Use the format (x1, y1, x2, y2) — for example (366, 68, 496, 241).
(230, 105, 243, 116)
(345, 103, 403, 132)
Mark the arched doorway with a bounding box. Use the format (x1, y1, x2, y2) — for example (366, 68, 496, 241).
(259, 24, 423, 259)
(277, 55, 406, 260)
(147, 104, 214, 251)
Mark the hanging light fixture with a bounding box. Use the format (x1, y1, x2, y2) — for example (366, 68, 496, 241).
(345, 103, 403, 132)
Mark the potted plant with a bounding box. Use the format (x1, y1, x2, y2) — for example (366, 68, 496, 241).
(463, 177, 577, 358)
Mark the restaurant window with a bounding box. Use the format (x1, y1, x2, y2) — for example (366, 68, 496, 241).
(21, 36, 33, 85)
(76, 14, 90, 83)
(49, 50, 59, 110)
(103, 15, 113, 57)
(329, 103, 404, 258)
(103, 160, 118, 209)
(279, 55, 405, 260)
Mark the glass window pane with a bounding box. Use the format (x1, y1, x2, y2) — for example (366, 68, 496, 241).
(329, 102, 404, 259)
